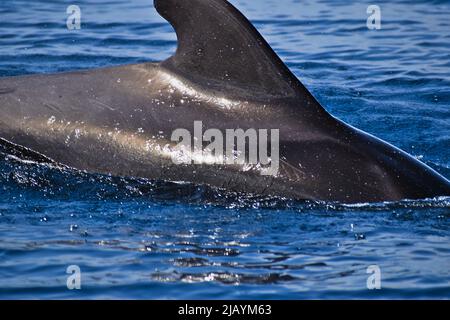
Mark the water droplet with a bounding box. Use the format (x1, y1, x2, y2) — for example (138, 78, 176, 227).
(47, 116, 56, 125)
(354, 233, 366, 240)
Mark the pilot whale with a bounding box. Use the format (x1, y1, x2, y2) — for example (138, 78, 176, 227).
(0, 0, 449, 203)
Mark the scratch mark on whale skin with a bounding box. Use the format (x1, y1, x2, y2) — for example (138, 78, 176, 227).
(43, 102, 63, 114)
(88, 98, 117, 111)
(0, 87, 16, 95)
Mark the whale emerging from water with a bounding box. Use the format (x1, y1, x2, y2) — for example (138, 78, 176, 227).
(0, 0, 449, 203)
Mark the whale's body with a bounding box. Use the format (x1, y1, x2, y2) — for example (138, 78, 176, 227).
(1, 0, 449, 203)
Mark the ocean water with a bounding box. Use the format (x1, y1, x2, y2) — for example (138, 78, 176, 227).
(1, 0, 450, 299)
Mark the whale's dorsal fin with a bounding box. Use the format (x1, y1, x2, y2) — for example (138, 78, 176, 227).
(154, 0, 305, 98)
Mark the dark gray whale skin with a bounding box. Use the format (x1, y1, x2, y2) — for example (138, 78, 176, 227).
(0, 0, 449, 203)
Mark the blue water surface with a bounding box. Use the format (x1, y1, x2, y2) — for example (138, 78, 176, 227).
(0, 0, 450, 299)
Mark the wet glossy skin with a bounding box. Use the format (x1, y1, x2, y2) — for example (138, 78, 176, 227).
(0, 0, 449, 202)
